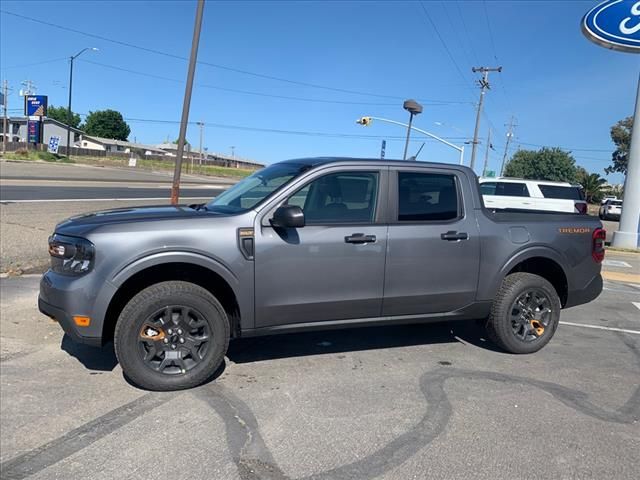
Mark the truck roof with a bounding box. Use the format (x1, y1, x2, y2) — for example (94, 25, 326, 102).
(279, 157, 475, 172)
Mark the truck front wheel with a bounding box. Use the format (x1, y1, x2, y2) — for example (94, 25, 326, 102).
(114, 281, 230, 391)
(486, 273, 561, 354)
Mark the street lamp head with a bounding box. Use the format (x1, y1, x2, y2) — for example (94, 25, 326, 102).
(91, 47, 99, 51)
(356, 116, 373, 126)
(403, 99, 423, 115)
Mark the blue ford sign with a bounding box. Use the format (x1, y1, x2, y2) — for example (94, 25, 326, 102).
(582, 0, 640, 53)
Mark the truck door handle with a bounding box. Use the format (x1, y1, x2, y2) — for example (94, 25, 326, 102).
(345, 233, 376, 244)
(440, 231, 468, 241)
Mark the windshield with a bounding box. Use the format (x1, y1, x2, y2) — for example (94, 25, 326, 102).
(206, 162, 308, 213)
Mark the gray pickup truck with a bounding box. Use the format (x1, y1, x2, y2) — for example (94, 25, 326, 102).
(39, 158, 605, 390)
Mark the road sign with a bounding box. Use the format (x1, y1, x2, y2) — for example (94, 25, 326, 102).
(582, 0, 640, 53)
(24, 95, 48, 116)
(48, 136, 61, 154)
(380, 140, 386, 159)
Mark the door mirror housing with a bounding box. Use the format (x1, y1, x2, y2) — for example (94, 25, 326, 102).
(271, 205, 305, 228)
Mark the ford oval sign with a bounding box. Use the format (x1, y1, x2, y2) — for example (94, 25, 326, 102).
(582, 0, 640, 53)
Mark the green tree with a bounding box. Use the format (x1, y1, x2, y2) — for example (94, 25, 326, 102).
(503, 147, 578, 182)
(83, 109, 131, 141)
(605, 116, 632, 176)
(47, 105, 81, 129)
(576, 170, 606, 204)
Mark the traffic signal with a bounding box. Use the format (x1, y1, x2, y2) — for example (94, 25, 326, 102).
(356, 116, 372, 126)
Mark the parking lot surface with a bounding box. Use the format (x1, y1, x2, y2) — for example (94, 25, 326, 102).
(1, 271, 638, 480)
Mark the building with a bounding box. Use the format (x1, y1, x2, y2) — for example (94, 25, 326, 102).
(2, 116, 84, 147)
(154, 143, 263, 169)
(80, 136, 167, 156)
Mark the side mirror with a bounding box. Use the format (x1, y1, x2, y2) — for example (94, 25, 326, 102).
(271, 205, 305, 228)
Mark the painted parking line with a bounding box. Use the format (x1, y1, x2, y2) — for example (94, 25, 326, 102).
(602, 271, 640, 284)
(602, 259, 632, 268)
(633, 302, 640, 311)
(560, 321, 640, 335)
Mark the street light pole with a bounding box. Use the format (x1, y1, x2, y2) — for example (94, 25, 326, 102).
(357, 116, 465, 165)
(66, 47, 98, 158)
(171, 0, 205, 205)
(402, 99, 423, 161)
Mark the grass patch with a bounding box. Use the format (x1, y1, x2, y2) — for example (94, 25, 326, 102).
(73, 155, 254, 179)
(4, 150, 74, 163)
(2, 150, 255, 178)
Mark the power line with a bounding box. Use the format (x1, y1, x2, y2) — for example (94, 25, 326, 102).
(1, 9, 451, 102)
(455, 1, 480, 66)
(482, 1, 515, 115)
(79, 59, 470, 107)
(0, 57, 67, 70)
(418, 2, 477, 102)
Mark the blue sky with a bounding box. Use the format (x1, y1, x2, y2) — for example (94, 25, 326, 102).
(1, 0, 638, 182)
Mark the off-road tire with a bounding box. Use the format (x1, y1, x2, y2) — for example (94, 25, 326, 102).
(114, 281, 229, 391)
(486, 272, 561, 354)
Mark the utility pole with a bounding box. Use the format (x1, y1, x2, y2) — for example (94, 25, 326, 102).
(197, 121, 204, 170)
(66, 48, 98, 159)
(171, 0, 205, 205)
(2, 80, 9, 155)
(482, 128, 492, 177)
(470, 66, 501, 172)
(500, 116, 517, 176)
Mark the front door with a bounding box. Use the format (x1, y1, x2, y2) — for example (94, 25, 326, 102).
(254, 168, 387, 328)
(383, 168, 480, 316)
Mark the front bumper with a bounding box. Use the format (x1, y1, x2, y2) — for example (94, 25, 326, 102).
(564, 273, 603, 309)
(38, 269, 118, 346)
(38, 296, 102, 347)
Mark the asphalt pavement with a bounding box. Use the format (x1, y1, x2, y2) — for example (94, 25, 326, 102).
(0, 273, 638, 480)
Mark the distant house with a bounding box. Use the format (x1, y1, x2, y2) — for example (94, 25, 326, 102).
(80, 136, 167, 156)
(2, 116, 84, 147)
(155, 143, 263, 169)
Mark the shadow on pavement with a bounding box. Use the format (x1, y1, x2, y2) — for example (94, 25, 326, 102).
(227, 319, 504, 364)
(58, 320, 505, 377)
(61, 334, 118, 371)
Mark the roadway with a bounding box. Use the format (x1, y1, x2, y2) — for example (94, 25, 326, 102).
(0, 161, 233, 202)
(0, 161, 236, 273)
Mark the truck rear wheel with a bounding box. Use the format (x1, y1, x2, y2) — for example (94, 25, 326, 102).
(486, 273, 561, 354)
(114, 281, 229, 391)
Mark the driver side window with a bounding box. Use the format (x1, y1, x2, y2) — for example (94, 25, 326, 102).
(286, 171, 379, 224)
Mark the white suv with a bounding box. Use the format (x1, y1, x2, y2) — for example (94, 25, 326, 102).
(479, 178, 587, 214)
(599, 199, 622, 220)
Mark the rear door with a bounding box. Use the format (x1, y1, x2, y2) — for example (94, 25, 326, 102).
(383, 168, 480, 316)
(482, 181, 534, 210)
(254, 166, 388, 327)
(536, 184, 585, 213)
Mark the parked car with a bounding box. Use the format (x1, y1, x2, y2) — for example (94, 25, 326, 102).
(600, 195, 618, 205)
(39, 158, 604, 390)
(479, 178, 588, 214)
(599, 199, 622, 220)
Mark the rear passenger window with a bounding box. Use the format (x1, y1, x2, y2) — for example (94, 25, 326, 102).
(398, 172, 459, 221)
(288, 171, 379, 224)
(538, 185, 584, 200)
(496, 182, 529, 197)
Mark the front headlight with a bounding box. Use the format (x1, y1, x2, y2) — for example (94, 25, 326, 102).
(48, 234, 95, 275)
